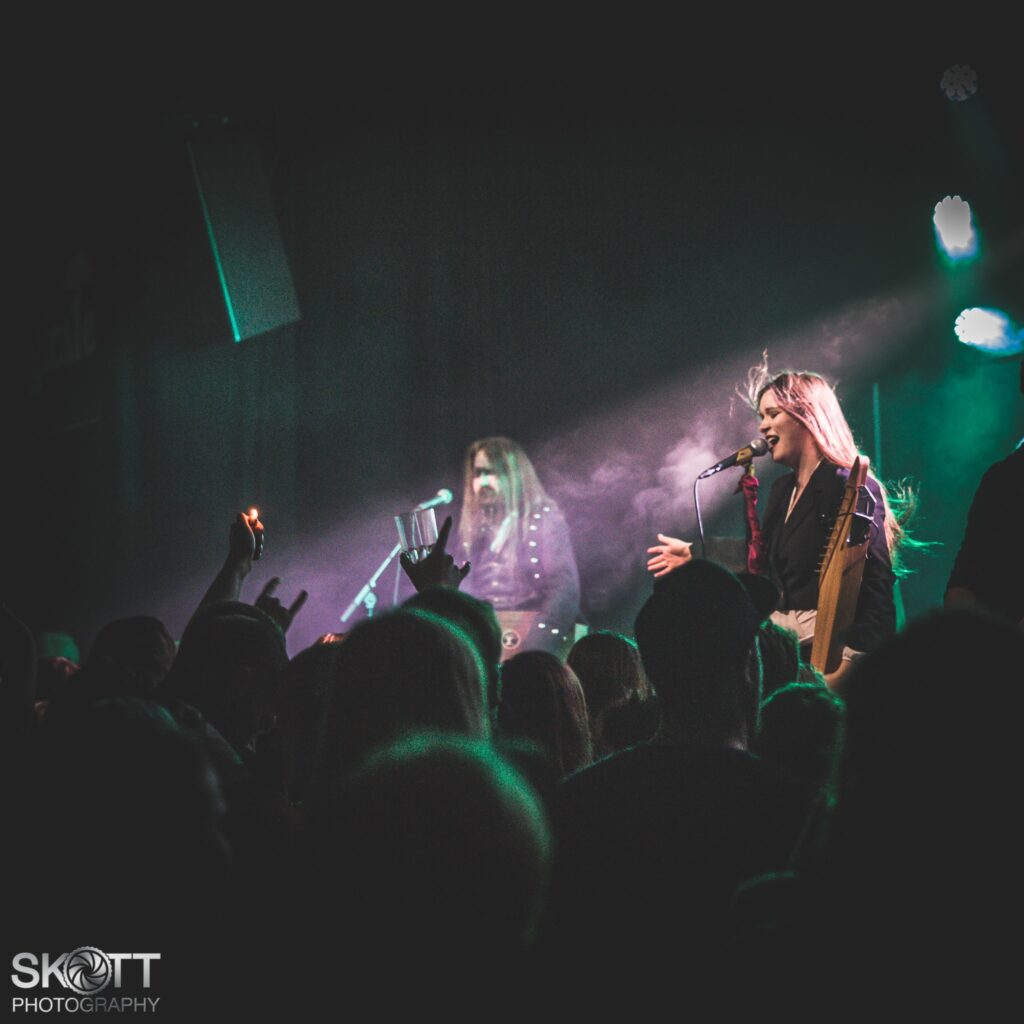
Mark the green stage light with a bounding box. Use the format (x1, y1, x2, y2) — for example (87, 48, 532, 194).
(954, 307, 1023, 355)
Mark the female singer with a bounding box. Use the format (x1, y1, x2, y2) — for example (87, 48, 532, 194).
(648, 360, 903, 689)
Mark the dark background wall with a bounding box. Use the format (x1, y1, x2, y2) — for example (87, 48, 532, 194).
(11, 49, 1023, 657)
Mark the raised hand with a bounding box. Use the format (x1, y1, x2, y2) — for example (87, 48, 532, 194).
(400, 515, 471, 592)
(248, 509, 265, 561)
(228, 510, 265, 570)
(195, 511, 267, 615)
(255, 577, 308, 634)
(646, 534, 693, 578)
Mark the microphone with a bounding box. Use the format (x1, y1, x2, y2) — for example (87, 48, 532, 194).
(414, 488, 454, 511)
(697, 438, 770, 480)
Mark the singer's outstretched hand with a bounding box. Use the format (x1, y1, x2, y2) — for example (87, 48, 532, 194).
(401, 515, 471, 592)
(646, 534, 693, 578)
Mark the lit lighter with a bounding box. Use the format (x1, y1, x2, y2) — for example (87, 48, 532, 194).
(248, 508, 263, 560)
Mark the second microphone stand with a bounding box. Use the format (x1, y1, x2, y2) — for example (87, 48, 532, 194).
(339, 543, 402, 624)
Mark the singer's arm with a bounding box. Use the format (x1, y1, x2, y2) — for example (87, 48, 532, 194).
(646, 534, 694, 578)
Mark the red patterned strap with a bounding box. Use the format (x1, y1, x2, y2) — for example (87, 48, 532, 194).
(740, 469, 768, 575)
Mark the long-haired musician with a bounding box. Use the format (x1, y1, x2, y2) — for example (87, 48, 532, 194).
(458, 436, 581, 656)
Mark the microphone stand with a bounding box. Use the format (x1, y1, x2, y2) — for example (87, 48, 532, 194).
(339, 488, 452, 624)
(339, 543, 402, 624)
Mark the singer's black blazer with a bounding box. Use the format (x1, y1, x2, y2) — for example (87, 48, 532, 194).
(761, 460, 896, 653)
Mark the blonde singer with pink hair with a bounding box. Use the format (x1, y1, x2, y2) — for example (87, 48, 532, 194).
(648, 356, 907, 692)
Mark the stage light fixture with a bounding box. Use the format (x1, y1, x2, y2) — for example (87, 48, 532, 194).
(940, 64, 977, 101)
(933, 195, 978, 262)
(954, 307, 1023, 356)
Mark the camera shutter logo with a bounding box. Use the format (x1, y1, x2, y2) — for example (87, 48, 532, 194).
(62, 947, 112, 995)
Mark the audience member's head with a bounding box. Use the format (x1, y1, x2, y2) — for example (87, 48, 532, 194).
(273, 638, 347, 808)
(34, 655, 80, 703)
(312, 607, 488, 800)
(404, 586, 503, 717)
(737, 571, 781, 624)
(498, 649, 593, 778)
(314, 731, 551, 993)
(160, 601, 289, 756)
(64, 615, 178, 703)
(567, 630, 655, 757)
(755, 681, 844, 793)
(35, 630, 80, 662)
(633, 558, 761, 746)
(756, 619, 808, 698)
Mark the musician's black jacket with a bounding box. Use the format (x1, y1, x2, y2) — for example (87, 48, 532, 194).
(946, 443, 1024, 626)
(761, 459, 896, 653)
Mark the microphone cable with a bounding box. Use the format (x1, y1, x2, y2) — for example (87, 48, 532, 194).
(694, 475, 707, 559)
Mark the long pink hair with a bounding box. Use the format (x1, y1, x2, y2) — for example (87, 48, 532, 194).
(743, 356, 906, 558)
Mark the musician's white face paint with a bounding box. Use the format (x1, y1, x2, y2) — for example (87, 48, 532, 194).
(472, 449, 503, 505)
(757, 389, 817, 470)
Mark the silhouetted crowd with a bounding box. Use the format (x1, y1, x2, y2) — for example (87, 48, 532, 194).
(4, 509, 1022, 1016)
